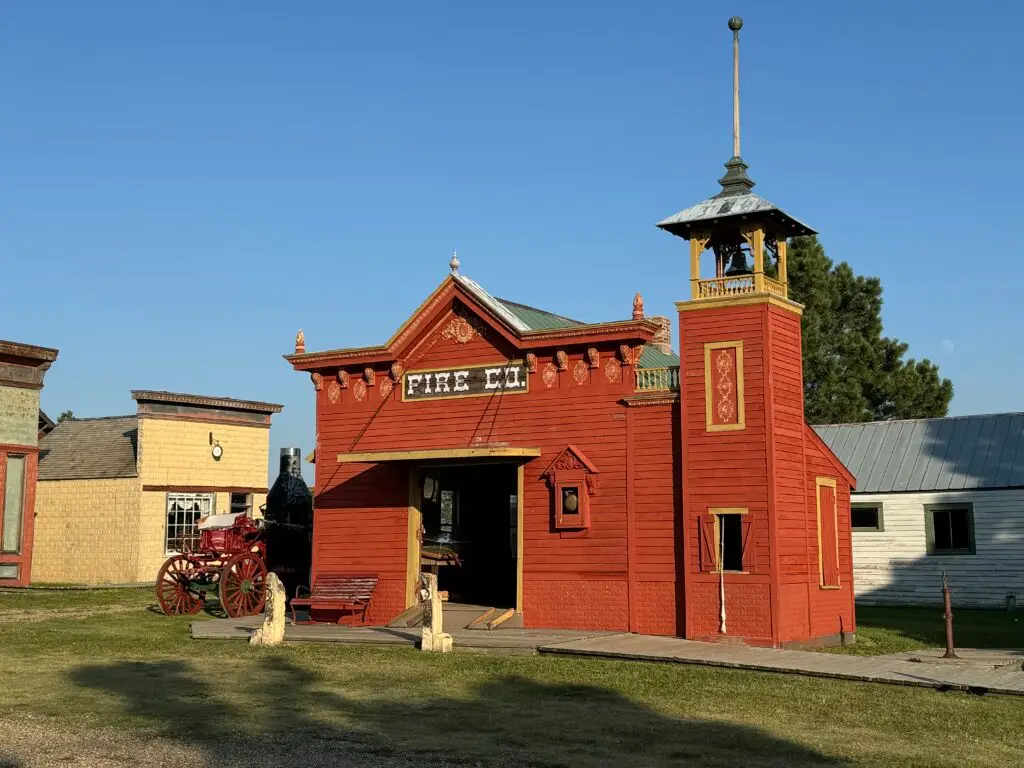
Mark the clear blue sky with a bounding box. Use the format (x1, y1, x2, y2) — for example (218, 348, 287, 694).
(2, 2, 1019, 481)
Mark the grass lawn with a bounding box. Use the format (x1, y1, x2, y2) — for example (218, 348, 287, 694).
(829, 605, 1024, 656)
(0, 590, 1022, 767)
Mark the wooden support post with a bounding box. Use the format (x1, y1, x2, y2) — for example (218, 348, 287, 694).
(777, 238, 788, 287)
(689, 238, 702, 299)
(751, 227, 765, 292)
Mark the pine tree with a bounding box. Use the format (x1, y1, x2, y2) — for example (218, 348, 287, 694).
(786, 236, 953, 423)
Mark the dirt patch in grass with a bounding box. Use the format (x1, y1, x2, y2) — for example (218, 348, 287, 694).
(0, 603, 155, 624)
(0, 713, 433, 768)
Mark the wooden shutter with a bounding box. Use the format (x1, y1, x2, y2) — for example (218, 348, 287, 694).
(817, 482, 840, 587)
(699, 517, 718, 572)
(739, 518, 754, 572)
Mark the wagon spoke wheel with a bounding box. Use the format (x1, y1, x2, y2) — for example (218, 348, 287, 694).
(220, 553, 267, 618)
(156, 555, 204, 616)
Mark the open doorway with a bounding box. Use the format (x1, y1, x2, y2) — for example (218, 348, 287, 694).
(418, 463, 518, 610)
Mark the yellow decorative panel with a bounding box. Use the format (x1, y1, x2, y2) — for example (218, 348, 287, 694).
(704, 341, 745, 432)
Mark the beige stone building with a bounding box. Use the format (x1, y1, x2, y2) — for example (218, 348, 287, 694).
(32, 390, 282, 585)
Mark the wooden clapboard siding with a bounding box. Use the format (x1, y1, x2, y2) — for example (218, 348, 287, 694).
(767, 305, 821, 644)
(679, 302, 774, 642)
(804, 431, 856, 640)
(630, 403, 683, 636)
(852, 488, 1024, 607)
(313, 462, 409, 624)
(312, 297, 640, 631)
(678, 298, 856, 647)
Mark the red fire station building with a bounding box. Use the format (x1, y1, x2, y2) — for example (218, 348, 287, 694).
(288, 19, 855, 647)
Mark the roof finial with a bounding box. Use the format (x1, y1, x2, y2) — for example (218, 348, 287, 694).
(449, 249, 460, 275)
(729, 16, 742, 158)
(716, 17, 755, 197)
(632, 291, 644, 320)
(295, 329, 305, 354)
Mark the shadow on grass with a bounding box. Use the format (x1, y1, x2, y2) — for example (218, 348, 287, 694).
(69, 655, 847, 767)
(854, 605, 1024, 652)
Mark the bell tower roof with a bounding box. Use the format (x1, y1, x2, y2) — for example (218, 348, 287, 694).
(656, 16, 816, 241)
(656, 186, 816, 241)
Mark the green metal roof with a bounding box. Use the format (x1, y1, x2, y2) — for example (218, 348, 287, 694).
(494, 298, 584, 331)
(461, 278, 679, 365)
(637, 346, 679, 368)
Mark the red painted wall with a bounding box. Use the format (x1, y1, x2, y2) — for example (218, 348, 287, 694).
(678, 302, 775, 643)
(629, 403, 683, 636)
(803, 427, 856, 641)
(678, 299, 856, 647)
(312, 462, 410, 624)
(303, 282, 854, 643)
(310, 297, 656, 631)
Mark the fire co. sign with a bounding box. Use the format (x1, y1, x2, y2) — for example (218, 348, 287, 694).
(402, 361, 529, 401)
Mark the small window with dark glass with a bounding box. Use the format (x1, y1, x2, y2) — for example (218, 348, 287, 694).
(851, 503, 883, 532)
(718, 513, 744, 572)
(230, 493, 253, 516)
(561, 486, 580, 516)
(926, 504, 975, 555)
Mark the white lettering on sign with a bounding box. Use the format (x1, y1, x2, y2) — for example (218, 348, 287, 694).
(402, 363, 529, 401)
(504, 366, 523, 390)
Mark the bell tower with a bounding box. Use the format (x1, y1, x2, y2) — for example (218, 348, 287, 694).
(658, 17, 855, 647)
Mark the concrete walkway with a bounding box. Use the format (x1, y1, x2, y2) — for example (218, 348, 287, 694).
(538, 633, 1024, 696)
(191, 617, 1024, 695)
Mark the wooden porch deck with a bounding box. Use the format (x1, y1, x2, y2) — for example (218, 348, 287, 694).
(190, 616, 610, 654)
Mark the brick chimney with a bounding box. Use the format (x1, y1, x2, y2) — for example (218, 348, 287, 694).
(650, 316, 672, 354)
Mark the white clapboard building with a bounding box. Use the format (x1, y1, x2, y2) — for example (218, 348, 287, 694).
(815, 413, 1024, 608)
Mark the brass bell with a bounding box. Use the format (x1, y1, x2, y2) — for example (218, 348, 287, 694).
(563, 488, 579, 514)
(725, 247, 752, 277)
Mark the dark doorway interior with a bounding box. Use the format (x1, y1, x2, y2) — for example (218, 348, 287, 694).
(419, 463, 517, 609)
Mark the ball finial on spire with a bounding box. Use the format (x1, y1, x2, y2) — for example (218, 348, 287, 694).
(728, 16, 743, 32)
(632, 291, 644, 320)
(449, 249, 460, 275)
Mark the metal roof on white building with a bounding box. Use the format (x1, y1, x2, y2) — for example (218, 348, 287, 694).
(813, 414, 1024, 493)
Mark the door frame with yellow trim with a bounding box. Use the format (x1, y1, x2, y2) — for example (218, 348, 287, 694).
(404, 461, 526, 614)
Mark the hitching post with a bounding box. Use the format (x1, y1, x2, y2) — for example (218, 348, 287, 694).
(942, 571, 958, 659)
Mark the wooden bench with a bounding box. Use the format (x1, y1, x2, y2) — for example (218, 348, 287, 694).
(290, 574, 378, 625)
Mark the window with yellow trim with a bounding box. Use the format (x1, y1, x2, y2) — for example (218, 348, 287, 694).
(699, 509, 752, 573)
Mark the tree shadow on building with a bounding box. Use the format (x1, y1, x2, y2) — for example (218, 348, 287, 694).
(69, 654, 847, 767)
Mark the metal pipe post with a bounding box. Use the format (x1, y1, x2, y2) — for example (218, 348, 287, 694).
(942, 571, 958, 659)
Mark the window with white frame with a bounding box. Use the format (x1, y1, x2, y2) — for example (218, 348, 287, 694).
(165, 493, 214, 553)
(230, 492, 253, 516)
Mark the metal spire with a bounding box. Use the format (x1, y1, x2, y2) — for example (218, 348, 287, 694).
(715, 16, 755, 198)
(730, 16, 742, 158)
(449, 249, 460, 275)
